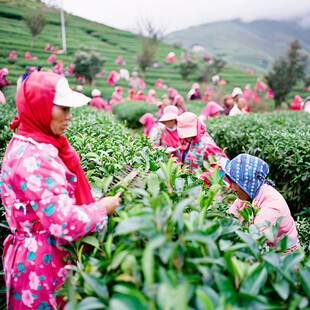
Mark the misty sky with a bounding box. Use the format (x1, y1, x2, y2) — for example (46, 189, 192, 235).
(49, 0, 310, 34)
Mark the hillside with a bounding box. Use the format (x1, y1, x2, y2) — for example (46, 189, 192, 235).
(164, 19, 310, 73)
(0, 2, 308, 107)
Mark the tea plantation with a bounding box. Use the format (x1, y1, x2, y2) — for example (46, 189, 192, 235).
(1, 1, 310, 309)
(1, 87, 310, 308)
(0, 1, 308, 108)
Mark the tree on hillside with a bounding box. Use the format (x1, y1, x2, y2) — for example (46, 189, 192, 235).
(24, 9, 46, 47)
(136, 20, 163, 79)
(73, 46, 106, 86)
(199, 55, 226, 83)
(265, 39, 308, 109)
(179, 58, 197, 88)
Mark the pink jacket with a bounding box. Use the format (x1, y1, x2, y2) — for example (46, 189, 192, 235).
(109, 91, 123, 105)
(89, 96, 112, 112)
(200, 101, 223, 118)
(228, 184, 299, 249)
(0, 135, 108, 309)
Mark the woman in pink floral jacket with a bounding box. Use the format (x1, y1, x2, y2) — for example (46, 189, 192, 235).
(0, 72, 121, 309)
(176, 112, 228, 182)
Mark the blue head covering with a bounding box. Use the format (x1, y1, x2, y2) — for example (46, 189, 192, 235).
(224, 154, 275, 200)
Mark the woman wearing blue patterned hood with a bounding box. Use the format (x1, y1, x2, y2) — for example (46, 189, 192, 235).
(225, 154, 299, 250)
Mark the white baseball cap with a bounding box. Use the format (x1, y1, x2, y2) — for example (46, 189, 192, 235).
(53, 78, 91, 108)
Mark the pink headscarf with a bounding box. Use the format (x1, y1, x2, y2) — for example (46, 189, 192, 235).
(200, 101, 223, 118)
(146, 89, 156, 103)
(290, 95, 303, 111)
(10, 72, 94, 205)
(192, 117, 207, 144)
(178, 113, 207, 145)
(139, 113, 157, 136)
(254, 79, 267, 92)
(173, 95, 187, 115)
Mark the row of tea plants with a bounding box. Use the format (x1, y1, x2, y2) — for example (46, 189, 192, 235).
(0, 98, 310, 308)
(61, 108, 310, 309)
(205, 111, 310, 215)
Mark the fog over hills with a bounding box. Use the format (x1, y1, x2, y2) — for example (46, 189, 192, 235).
(164, 19, 310, 73)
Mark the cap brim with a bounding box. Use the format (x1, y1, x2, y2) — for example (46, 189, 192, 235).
(177, 127, 197, 139)
(54, 91, 90, 108)
(159, 113, 178, 123)
(53, 77, 91, 108)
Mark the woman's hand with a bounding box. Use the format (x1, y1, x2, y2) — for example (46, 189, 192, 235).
(99, 192, 122, 215)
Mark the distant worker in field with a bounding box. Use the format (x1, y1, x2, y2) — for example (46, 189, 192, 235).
(128, 71, 141, 90)
(187, 83, 201, 101)
(176, 112, 229, 182)
(106, 70, 120, 86)
(89, 89, 112, 113)
(135, 90, 146, 101)
(0, 90, 6, 104)
(165, 52, 178, 62)
(21, 66, 32, 82)
(139, 113, 160, 140)
(173, 94, 187, 116)
(225, 154, 299, 251)
(25, 51, 38, 60)
(127, 88, 136, 101)
(254, 78, 267, 92)
(110, 86, 125, 105)
(155, 78, 167, 89)
(199, 101, 223, 121)
(146, 89, 157, 103)
(222, 94, 234, 115)
(0, 67, 11, 90)
(47, 53, 57, 64)
(8, 50, 17, 59)
(156, 95, 171, 118)
(202, 90, 211, 102)
(115, 56, 126, 65)
(168, 87, 178, 101)
(76, 85, 83, 93)
(229, 96, 248, 116)
(290, 95, 303, 111)
(119, 68, 130, 81)
(231, 87, 249, 113)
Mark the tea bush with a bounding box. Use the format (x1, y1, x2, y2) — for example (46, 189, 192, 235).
(1, 97, 310, 308)
(205, 111, 310, 214)
(60, 159, 310, 309)
(61, 108, 310, 309)
(112, 101, 157, 129)
(0, 89, 16, 159)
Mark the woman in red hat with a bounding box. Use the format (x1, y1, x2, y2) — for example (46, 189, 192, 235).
(0, 72, 121, 309)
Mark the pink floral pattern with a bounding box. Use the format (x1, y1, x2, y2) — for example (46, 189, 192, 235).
(179, 133, 228, 171)
(0, 135, 108, 309)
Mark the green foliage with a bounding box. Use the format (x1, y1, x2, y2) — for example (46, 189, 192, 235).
(205, 111, 310, 213)
(111, 101, 157, 129)
(265, 39, 308, 108)
(179, 58, 197, 82)
(136, 21, 162, 77)
(0, 93, 16, 159)
(73, 45, 106, 86)
(0, 95, 310, 308)
(67, 106, 165, 179)
(296, 217, 310, 256)
(198, 55, 226, 83)
(24, 9, 46, 47)
(60, 156, 309, 308)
